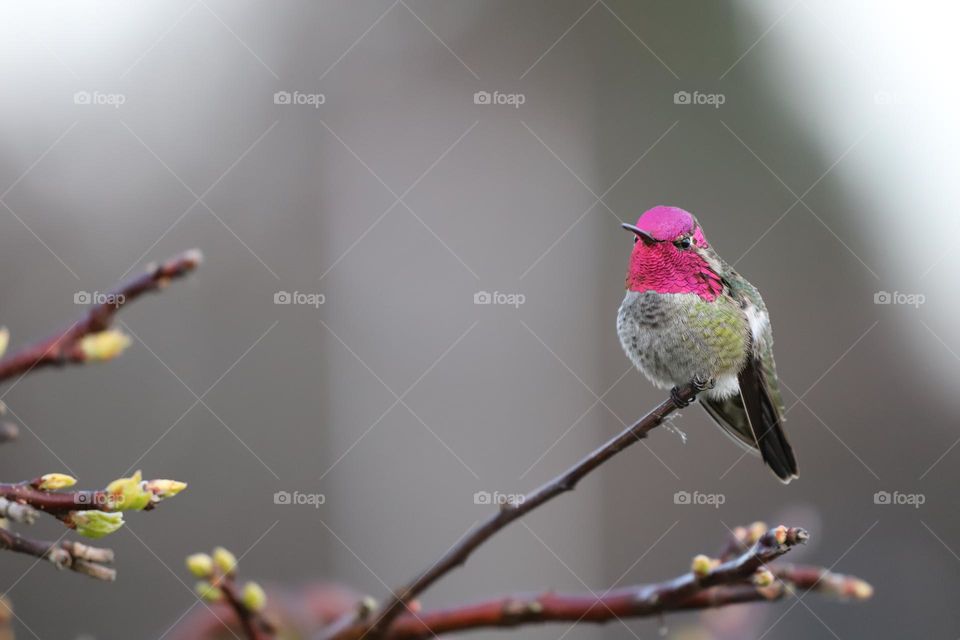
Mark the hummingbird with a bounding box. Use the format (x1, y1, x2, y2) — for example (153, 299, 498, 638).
(617, 205, 798, 482)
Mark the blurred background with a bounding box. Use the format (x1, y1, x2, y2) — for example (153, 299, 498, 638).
(1, 1, 958, 638)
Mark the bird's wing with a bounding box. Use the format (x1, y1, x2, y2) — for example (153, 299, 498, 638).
(701, 274, 798, 482)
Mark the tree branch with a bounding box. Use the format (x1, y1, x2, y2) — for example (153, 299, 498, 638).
(219, 577, 272, 640)
(325, 378, 711, 640)
(0, 529, 115, 581)
(0, 249, 202, 383)
(357, 527, 870, 639)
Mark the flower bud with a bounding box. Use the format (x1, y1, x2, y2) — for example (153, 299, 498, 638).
(241, 581, 267, 612)
(71, 511, 125, 539)
(186, 553, 214, 578)
(145, 479, 187, 501)
(105, 470, 152, 511)
(851, 578, 874, 600)
(691, 554, 712, 578)
(753, 569, 775, 587)
(37, 473, 77, 491)
(773, 525, 788, 545)
(212, 547, 238, 575)
(748, 521, 767, 543)
(195, 581, 223, 602)
(79, 330, 131, 362)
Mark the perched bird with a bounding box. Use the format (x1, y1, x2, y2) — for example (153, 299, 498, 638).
(617, 205, 798, 482)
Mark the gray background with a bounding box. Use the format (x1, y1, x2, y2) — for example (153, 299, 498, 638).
(1, 1, 958, 638)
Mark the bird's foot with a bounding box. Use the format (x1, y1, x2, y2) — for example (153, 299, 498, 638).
(692, 375, 715, 392)
(671, 376, 714, 407)
(670, 386, 694, 408)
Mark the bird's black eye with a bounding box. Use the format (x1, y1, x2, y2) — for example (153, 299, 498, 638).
(633, 236, 639, 245)
(676, 237, 692, 249)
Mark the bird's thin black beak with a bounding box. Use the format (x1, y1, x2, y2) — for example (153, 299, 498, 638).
(622, 223, 657, 245)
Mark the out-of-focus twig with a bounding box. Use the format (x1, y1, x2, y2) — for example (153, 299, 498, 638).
(0, 528, 115, 581)
(0, 249, 202, 383)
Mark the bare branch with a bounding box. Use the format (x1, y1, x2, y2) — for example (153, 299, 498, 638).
(0, 529, 115, 581)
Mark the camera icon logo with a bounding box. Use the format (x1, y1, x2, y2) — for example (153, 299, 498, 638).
(873, 490, 891, 505)
(274, 91, 292, 105)
(74, 291, 92, 304)
(874, 291, 892, 304)
(274, 490, 292, 505)
(274, 291, 292, 304)
(73, 91, 92, 105)
(473, 491, 492, 505)
(474, 291, 492, 305)
(673, 91, 691, 105)
(673, 490, 691, 505)
(474, 91, 492, 105)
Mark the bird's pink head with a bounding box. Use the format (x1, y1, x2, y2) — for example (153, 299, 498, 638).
(622, 206, 723, 301)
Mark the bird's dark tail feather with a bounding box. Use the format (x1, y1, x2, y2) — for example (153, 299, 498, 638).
(700, 358, 798, 483)
(738, 356, 798, 483)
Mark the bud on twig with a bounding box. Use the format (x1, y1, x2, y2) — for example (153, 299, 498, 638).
(36, 473, 77, 491)
(145, 479, 187, 502)
(753, 569, 775, 587)
(242, 581, 267, 612)
(105, 471, 152, 511)
(70, 511, 124, 539)
(186, 553, 215, 578)
(213, 546, 238, 575)
(195, 580, 224, 602)
(78, 330, 132, 362)
(691, 554, 713, 578)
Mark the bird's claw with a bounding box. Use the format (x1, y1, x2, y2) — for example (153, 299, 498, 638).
(671, 376, 713, 407)
(671, 386, 694, 408)
(692, 375, 715, 392)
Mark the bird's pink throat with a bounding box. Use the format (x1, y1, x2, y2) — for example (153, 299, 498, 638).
(625, 243, 723, 301)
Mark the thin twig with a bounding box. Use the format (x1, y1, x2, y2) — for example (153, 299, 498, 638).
(219, 578, 273, 640)
(0, 529, 115, 581)
(0, 249, 202, 383)
(353, 527, 871, 639)
(326, 378, 710, 640)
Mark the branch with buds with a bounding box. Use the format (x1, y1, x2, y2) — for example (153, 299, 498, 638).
(0, 249, 202, 382)
(316, 378, 870, 640)
(0, 470, 187, 581)
(186, 547, 274, 640)
(0, 529, 116, 581)
(0, 252, 199, 580)
(369, 525, 871, 639)
(168, 524, 870, 640)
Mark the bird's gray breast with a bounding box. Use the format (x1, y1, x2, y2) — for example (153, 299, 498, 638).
(617, 290, 712, 389)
